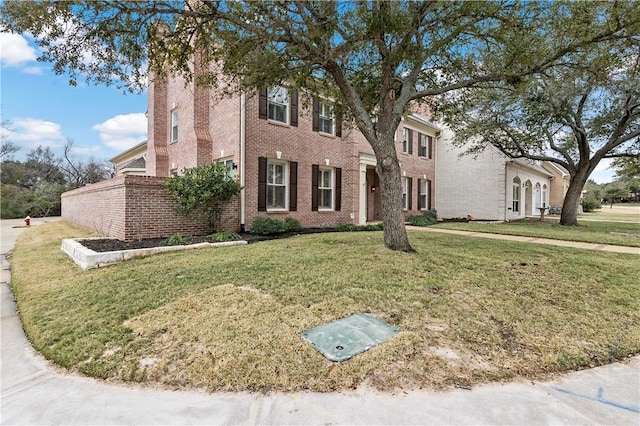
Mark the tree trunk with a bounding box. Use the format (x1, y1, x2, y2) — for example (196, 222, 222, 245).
(374, 135, 415, 253)
(560, 172, 589, 226)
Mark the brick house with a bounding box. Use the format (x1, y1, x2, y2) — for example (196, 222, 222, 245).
(142, 69, 439, 233)
(65, 70, 439, 239)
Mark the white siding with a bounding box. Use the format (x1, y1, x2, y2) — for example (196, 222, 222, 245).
(436, 129, 507, 221)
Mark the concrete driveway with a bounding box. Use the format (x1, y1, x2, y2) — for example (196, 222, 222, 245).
(1, 218, 638, 425)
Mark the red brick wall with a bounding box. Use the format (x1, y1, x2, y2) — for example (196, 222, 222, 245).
(62, 175, 239, 241)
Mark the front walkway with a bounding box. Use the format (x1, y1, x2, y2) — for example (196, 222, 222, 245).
(407, 225, 640, 255)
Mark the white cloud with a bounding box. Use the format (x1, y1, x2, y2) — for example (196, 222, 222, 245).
(0, 32, 37, 67)
(92, 113, 147, 151)
(589, 158, 615, 184)
(5, 117, 66, 150)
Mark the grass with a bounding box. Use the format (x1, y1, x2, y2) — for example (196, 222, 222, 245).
(10, 221, 640, 393)
(580, 205, 640, 223)
(433, 219, 640, 247)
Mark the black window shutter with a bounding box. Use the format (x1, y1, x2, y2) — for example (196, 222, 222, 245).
(428, 179, 432, 210)
(335, 104, 342, 137)
(311, 164, 319, 211)
(408, 178, 413, 210)
(312, 97, 320, 132)
(259, 88, 268, 120)
(335, 168, 342, 211)
(289, 161, 298, 211)
(428, 136, 433, 159)
(258, 157, 267, 211)
(290, 91, 298, 126)
(408, 129, 413, 154)
(418, 178, 423, 209)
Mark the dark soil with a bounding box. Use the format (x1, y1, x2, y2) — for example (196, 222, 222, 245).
(80, 228, 340, 253)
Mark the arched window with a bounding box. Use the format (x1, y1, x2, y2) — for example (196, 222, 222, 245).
(535, 183, 542, 209)
(543, 184, 548, 208)
(512, 177, 521, 213)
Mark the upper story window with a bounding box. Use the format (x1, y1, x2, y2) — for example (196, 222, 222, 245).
(171, 110, 179, 143)
(268, 86, 288, 123)
(319, 101, 334, 135)
(419, 134, 433, 158)
(402, 128, 409, 153)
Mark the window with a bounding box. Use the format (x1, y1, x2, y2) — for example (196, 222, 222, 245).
(318, 101, 334, 135)
(402, 177, 409, 210)
(419, 134, 432, 158)
(543, 184, 548, 208)
(219, 158, 235, 179)
(318, 168, 333, 210)
(171, 110, 179, 142)
(267, 86, 288, 123)
(402, 128, 409, 153)
(267, 161, 287, 210)
(419, 179, 431, 210)
(512, 177, 521, 213)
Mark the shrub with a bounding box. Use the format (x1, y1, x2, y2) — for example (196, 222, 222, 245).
(166, 234, 193, 246)
(581, 197, 601, 212)
(407, 209, 438, 227)
(337, 223, 358, 232)
(163, 163, 242, 233)
(208, 231, 241, 242)
(250, 216, 288, 234)
(337, 223, 383, 232)
(284, 217, 302, 232)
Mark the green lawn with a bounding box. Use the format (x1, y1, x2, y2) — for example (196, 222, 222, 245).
(433, 219, 640, 247)
(10, 221, 640, 393)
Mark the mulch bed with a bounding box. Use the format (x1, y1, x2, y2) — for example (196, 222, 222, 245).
(80, 228, 340, 253)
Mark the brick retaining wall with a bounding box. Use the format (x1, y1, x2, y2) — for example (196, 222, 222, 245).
(62, 175, 240, 240)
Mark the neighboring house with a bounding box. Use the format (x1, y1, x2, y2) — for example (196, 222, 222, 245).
(542, 161, 571, 209)
(110, 140, 147, 176)
(436, 131, 554, 221)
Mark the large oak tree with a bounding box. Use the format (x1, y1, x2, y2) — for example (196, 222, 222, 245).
(436, 34, 640, 225)
(3, 1, 638, 250)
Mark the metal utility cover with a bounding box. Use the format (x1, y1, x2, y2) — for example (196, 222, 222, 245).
(301, 313, 399, 362)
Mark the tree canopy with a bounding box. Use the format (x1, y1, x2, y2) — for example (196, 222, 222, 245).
(2, 1, 639, 247)
(436, 17, 640, 225)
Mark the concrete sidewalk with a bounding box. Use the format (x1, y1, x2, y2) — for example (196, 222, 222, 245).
(407, 225, 640, 255)
(1, 219, 639, 425)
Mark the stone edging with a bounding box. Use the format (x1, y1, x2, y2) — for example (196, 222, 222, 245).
(61, 238, 247, 270)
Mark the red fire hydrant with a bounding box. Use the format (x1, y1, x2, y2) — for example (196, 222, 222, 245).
(25, 216, 31, 226)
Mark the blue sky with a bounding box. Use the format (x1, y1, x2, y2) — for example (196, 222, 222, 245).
(0, 31, 617, 183)
(1, 32, 147, 164)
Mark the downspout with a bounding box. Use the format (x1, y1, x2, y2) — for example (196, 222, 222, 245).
(240, 92, 246, 232)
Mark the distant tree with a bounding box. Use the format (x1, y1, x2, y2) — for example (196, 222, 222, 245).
(61, 139, 111, 188)
(2, 1, 638, 250)
(0, 120, 20, 159)
(163, 162, 242, 233)
(437, 29, 640, 226)
(23, 146, 66, 189)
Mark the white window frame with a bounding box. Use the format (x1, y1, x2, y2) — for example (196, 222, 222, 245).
(318, 167, 334, 210)
(267, 160, 287, 211)
(402, 177, 409, 210)
(218, 157, 235, 179)
(419, 134, 432, 158)
(419, 179, 429, 210)
(512, 178, 521, 213)
(318, 101, 334, 135)
(402, 128, 409, 153)
(171, 109, 179, 143)
(267, 86, 289, 124)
